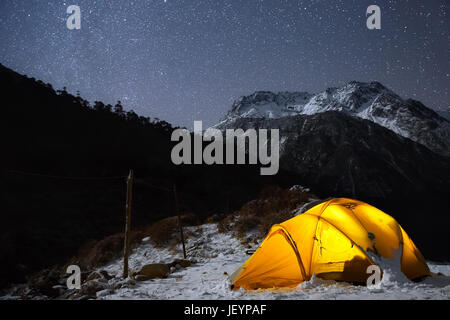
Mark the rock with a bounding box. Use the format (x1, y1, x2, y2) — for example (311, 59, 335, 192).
(113, 278, 136, 289)
(131, 260, 196, 281)
(290, 185, 311, 192)
(135, 275, 151, 282)
(33, 280, 59, 298)
(99, 270, 113, 280)
(58, 289, 78, 300)
(80, 280, 107, 296)
(125, 278, 136, 286)
(51, 285, 67, 296)
(86, 271, 102, 282)
(28, 267, 62, 298)
(170, 259, 196, 268)
(96, 288, 114, 298)
(133, 264, 170, 280)
(86, 270, 113, 282)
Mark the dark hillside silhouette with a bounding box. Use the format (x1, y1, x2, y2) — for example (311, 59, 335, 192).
(0, 64, 295, 288)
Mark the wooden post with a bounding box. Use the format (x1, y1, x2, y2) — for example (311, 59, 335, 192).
(123, 169, 134, 278)
(173, 184, 186, 259)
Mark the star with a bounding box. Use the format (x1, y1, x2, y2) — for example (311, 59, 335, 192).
(0, 1, 447, 128)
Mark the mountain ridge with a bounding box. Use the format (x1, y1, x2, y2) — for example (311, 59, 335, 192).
(216, 81, 450, 156)
(221, 111, 450, 200)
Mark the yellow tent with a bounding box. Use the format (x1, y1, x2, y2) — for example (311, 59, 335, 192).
(230, 198, 430, 290)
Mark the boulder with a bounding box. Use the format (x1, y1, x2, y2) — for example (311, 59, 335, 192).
(132, 264, 170, 280)
(169, 259, 196, 268)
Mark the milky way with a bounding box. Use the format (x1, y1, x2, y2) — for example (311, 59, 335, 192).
(0, 0, 448, 128)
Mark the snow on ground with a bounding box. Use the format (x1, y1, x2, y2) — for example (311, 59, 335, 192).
(98, 223, 450, 300)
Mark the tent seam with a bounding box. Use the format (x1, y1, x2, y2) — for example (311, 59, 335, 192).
(308, 199, 334, 278)
(272, 225, 307, 280)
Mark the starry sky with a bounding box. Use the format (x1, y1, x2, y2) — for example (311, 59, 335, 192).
(0, 0, 448, 128)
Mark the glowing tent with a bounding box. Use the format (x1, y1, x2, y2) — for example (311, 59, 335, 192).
(230, 198, 430, 290)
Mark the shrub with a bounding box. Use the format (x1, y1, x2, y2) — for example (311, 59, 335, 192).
(218, 185, 319, 241)
(217, 214, 235, 233)
(71, 233, 126, 269)
(66, 213, 199, 270)
(144, 213, 199, 247)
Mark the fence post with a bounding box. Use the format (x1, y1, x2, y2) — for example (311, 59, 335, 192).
(123, 169, 134, 278)
(173, 184, 186, 259)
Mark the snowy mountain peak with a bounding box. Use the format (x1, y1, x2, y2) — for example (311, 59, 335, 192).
(223, 81, 399, 119)
(216, 81, 450, 156)
(227, 90, 313, 119)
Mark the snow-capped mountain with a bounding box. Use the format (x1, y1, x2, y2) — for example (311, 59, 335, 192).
(212, 82, 450, 203)
(216, 81, 450, 156)
(217, 112, 450, 202)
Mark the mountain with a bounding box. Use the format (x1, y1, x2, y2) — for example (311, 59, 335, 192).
(214, 86, 450, 261)
(217, 111, 450, 201)
(216, 81, 450, 156)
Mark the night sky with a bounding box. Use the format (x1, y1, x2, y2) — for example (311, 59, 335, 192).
(0, 0, 448, 128)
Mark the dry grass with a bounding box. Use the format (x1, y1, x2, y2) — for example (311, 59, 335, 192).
(217, 185, 319, 241)
(217, 214, 236, 233)
(68, 213, 199, 270)
(69, 232, 140, 270)
(143, 212, 199, 247)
